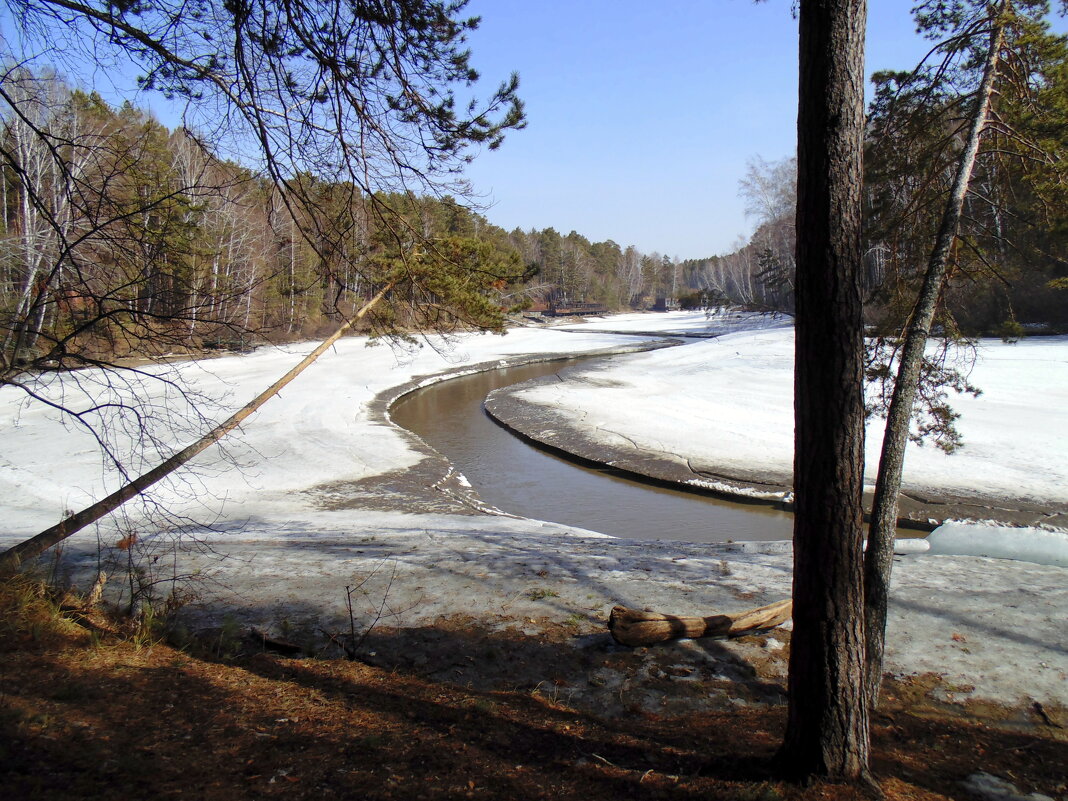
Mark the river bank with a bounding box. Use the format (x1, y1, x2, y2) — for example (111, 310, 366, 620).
(486, 313, 1068, 532)
(388, 353, 796, 542)
(485, 378, 1064, 531)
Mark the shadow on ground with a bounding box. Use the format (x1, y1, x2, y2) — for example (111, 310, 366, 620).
(3, 604, 1067, 801)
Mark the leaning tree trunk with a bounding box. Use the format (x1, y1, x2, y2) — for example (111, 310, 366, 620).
(0, 283, 393, 574)
(863, 5, 1006, 713)
(777, 0, 870, 783)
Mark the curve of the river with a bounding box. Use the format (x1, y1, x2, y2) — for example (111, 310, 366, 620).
(390, 357, 795, 543)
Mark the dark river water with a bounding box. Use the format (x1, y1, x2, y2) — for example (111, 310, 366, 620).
(390, 358, 796, 543)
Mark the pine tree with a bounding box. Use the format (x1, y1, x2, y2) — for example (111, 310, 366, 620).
(863, 0, 1068, 712)
(778, 0, 871, 782)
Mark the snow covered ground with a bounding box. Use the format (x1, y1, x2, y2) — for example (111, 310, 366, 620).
(0, 312, 1065, 714)
(527, 310, 1068, 512)
(530, 312, 1068, 563)
(0, 327, 653, 536)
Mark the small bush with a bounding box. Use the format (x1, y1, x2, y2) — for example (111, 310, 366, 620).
(0, 575, 84, 651)
(996, 318, 1025, 343)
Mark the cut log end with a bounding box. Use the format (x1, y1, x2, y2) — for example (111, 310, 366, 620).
(608, 598, 792, 647)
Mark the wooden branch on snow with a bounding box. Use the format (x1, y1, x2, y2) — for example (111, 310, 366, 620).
(608, 598, 792, 647)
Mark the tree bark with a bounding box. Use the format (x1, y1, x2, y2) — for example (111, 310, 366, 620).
(778, 0, 870, 783)
(0, 283, 392, 574)
(608, 599, 792, 647)
(863, 2, 1006, 712)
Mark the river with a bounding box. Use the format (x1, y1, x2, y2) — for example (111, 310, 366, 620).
(390, 357, 796, 543)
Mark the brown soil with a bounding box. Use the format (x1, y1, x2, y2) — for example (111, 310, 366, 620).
(2, 581, 1066, 801)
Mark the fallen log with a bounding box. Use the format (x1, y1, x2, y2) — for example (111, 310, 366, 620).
(608, 598, 792, 647)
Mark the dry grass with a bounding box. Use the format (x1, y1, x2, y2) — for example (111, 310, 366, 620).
(1, 576, 1065, 800)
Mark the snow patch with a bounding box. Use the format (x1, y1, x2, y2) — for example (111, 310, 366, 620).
(961, 772, 1055, 801)
(890, 538, 930, 554)
(509, 327, 1068, 507)
(928, 521, 1068, 568)
(685, 477, 789, 501)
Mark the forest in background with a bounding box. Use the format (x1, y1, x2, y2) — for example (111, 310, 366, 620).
(3, 4, 1067, 378)
(686, 0, 1068, 337)
(1, 69, 702, 370)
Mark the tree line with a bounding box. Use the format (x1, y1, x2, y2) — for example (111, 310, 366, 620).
(0, 69, 701, 379)
(0, 71, 504, 376)
(14, 0, 1063, 385)
(4, 0, 1065, 389)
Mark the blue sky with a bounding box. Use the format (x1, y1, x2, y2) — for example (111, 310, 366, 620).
(460, 0, 938, 259)
(0, 1, 1027, 260)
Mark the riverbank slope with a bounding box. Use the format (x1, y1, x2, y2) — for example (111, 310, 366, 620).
(487, 311, 1068, 531)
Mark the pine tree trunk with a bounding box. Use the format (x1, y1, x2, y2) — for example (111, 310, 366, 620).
(863, 4, 1006, 712)
(0, 283, 392, 574)
(778, 0, 870, 782)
